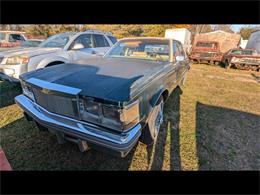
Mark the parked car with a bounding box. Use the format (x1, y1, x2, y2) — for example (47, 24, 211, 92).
(0, 30, 117, 82)
(222, 48, 260, 71)
(20, 39, 44, 48)
(189, 41, 223, 65)
(15, 37, 190, 157)
(0, 31, 27, 48)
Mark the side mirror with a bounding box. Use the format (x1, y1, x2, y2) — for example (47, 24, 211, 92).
(176, 55, 185, 62)
(71, 43, 84, 50)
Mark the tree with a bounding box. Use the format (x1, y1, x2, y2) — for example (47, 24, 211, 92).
(239, 26, 260, 39)
(212, 25, 234, 33)
(188, 25, 213, 35)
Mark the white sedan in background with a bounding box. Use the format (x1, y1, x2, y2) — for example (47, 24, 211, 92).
(0, 30, 117, 82)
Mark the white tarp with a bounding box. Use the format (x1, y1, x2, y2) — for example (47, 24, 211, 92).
(165, 28, 191, 53)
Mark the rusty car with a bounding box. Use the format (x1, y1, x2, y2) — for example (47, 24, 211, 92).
(15, 37, 190, 157)
(222, 48, 260, 71)
(189, 41, 223, 65)
(0, 31, 27, 48)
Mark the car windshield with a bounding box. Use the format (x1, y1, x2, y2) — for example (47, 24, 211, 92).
(0, 33, 6, 40)
(21, 40, 42, 47)
(39, 33, 73, 48)
(231, 50, 257, 55)
(196, 42, 216, 48)
(105, 39, 170, 62)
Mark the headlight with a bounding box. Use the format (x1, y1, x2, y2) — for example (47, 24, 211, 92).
(231, 57, 240, 63)
(21, 81, 35, 101)
(80, 98, 140, 131)
(5, 55, 29, 65)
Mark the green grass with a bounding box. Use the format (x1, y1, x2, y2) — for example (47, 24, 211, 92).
(1, 64, 260, 170)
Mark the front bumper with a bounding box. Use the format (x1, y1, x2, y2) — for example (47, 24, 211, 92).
(15, 95, 142, 157)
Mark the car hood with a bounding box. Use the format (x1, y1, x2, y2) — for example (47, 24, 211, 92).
(21, 57, 168, 103)
(0, 47, 61, 58)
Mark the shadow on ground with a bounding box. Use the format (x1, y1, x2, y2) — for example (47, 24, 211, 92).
(146, 87, 182, 170)
(196, 102, 260, 170)
(1, 116, 137, 170)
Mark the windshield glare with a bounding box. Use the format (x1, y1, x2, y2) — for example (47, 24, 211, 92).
(39, 33, 72, 48)
(105, 39, 170, 62)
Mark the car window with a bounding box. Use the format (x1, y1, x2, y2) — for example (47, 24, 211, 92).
(173, 41, 182, 58)
(93, 34, 110, 47)
(196, 42, 215, 48)
(230, 50, 256, 55)
(9, 34, 25, 42)
(39, 33, 73, 48)
(107, 36, 117, 44)
(176, 42, 186, 57)
(106, 39, 170, 62)
(70, 34, 93, 49)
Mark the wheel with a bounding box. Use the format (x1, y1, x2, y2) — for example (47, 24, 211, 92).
(140, 97, 164, 145)
(214, 61, 220, 66)
(225, 60, 231, 69)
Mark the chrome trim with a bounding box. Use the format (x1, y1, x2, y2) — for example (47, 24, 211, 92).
(27, 78, 82, 95)
(15, 95, 142, 146)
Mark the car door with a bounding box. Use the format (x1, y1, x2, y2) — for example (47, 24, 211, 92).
(67, 34, 97, 61)
(173, 41, 189, 83)
(92, 34, 111, 55)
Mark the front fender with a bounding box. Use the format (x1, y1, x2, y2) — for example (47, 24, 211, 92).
(36, 56, 69, 69)
(149, 88, 165, 108)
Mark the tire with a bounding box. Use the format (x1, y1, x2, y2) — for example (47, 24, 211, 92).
(225, 60, 231, 69)
(140, 97, 164, 145)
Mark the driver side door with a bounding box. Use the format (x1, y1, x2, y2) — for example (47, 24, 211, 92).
(173, 41, 190, 84)
(68, 34, 97, 62)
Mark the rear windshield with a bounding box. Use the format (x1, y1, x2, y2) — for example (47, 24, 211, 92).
(196, 42, 216, 48)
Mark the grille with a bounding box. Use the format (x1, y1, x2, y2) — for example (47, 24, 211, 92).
(241, 58, 259, 64)
(200, 53, 214, 58)
(32, 87, 80, 119)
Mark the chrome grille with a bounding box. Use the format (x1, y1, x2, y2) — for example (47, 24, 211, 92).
(32, 87, 80, 119)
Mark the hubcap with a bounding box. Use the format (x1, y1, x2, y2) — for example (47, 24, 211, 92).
(154, 103, 164, 136)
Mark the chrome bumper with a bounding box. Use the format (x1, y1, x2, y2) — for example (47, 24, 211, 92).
(15, 95, 142, 157)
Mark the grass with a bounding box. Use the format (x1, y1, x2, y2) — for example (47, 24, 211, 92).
(0, 64, 260, 170)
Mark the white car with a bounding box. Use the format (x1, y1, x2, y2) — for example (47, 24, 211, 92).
(0, 30, 117, 82)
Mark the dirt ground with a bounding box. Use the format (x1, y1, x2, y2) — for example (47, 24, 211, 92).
(0, 64, 260, 170)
